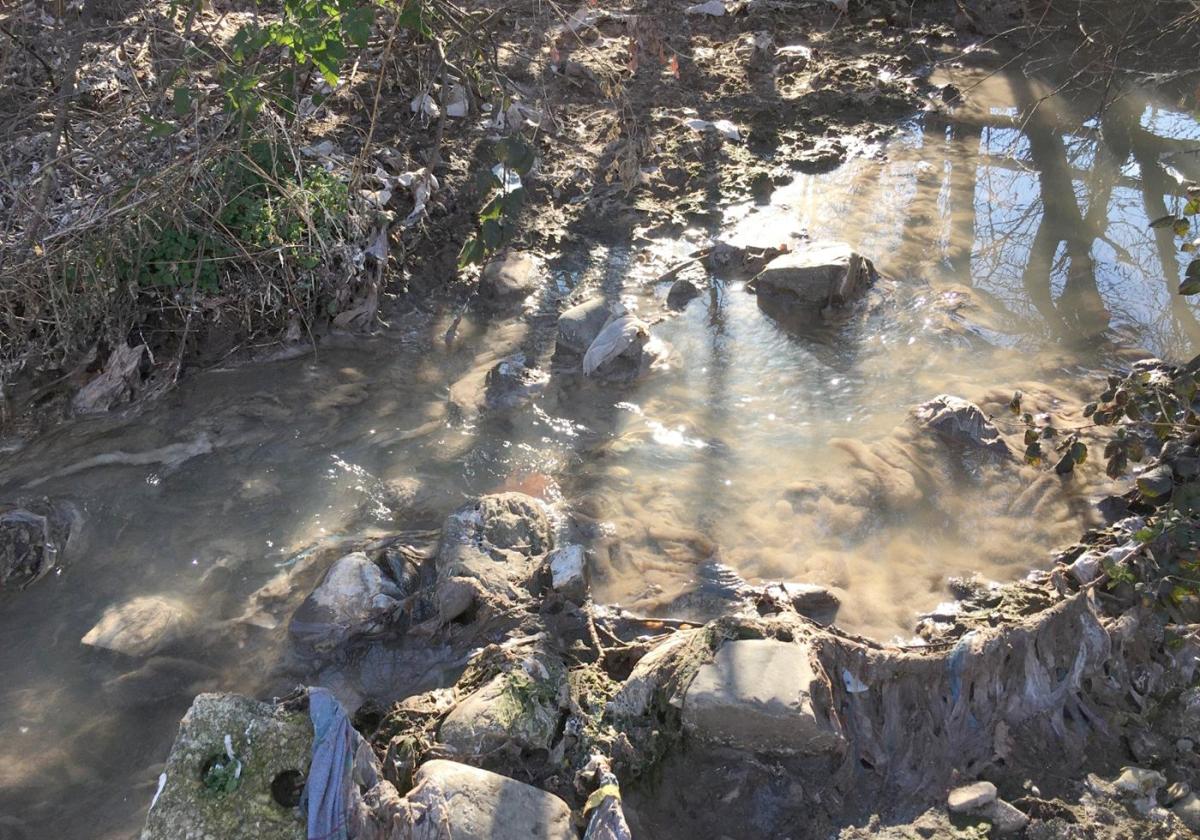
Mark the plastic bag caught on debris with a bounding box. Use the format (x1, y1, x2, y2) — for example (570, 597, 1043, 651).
(582, 311, 648, 376)
(303, 687, 380, 840)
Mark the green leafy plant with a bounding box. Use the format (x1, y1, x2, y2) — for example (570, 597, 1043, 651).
(458, 135, 536, 267)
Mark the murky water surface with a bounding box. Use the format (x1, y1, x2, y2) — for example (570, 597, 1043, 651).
(4, 68, 1200, 837)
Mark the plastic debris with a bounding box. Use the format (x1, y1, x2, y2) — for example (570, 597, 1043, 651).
(582, 310, 648, 376)
(684, 118, 740, 142)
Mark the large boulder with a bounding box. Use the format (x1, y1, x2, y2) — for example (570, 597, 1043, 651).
(403, 760, 576, 840)
(682, 638, 844, 754)
(747, 241, 874, 310)
(288, 552, 402, 653)
(82, 595, 197, 658)
(140, 693, 311, 840)
(911, 394, 1010, 459)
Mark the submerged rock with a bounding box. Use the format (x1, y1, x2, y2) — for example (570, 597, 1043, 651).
(288, 552, 402, 653)
(82, 595, 196, 657)
(0, 506, 55, 589)
(682, 638, 844, 754)
(448, 353, 548, 423)
(404, 760, 575, 840)
(747, 241, 874, 311)
(911, 394, 1010, 459)
(141, 693, 311, 840)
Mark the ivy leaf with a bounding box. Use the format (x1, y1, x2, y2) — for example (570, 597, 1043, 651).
(1024, 441, 1042, 466)
(1187, 197, 1200, 216)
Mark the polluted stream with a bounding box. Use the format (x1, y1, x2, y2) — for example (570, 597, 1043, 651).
(3, 68, 1200, 838)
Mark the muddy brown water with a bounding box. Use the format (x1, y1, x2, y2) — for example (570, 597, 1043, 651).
(2, 68, 1199, 838)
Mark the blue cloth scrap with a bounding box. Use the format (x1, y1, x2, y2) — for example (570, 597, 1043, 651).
(303, 688, 357, 840)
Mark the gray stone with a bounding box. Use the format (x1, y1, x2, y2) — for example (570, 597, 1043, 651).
(548, 544, 588, 603)
(983, 799, 1028, 834)
(405, 760, 575, 840)
(667, 278, 702, 310)
(682, 638, 843, 754)
(748, 241, 873, 308)
(780, 582, 840, 624)
(478, 252, 539, 307)
(557, 298, 614, 355)
(439, 660, 563, 757)
(140, 693, 311, 840)
(947, 781, 997, 813)
(1172, 792, 1200, 832)
(82, 595, 196, 658)
(912, 394, 1010, 458)
(435, 576, 481, 623)
(288, 552, 401, 653)
(437, 493, 553, 610)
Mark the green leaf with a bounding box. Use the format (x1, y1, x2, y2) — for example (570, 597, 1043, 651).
(494, 136, 536, 175)
(1176, 217, 1193, 237)
(480, 217, 505, 249)
(397, 0, 432, 36)
(1053, 449, 1075, 475)
(1137, 465, 1174, 499)
(1150, 214, 1180, 229)
(458, 237, 485, 268)
(1024, 441, 1042, 466)
(1071, 441, 1087, 464)
(140, 114, 175, 138)
(343, 5, 374, 47)
(172, 86, 192, 117)
(1180, 277, 1200, 296)
(1187, 197, 1200, 216)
